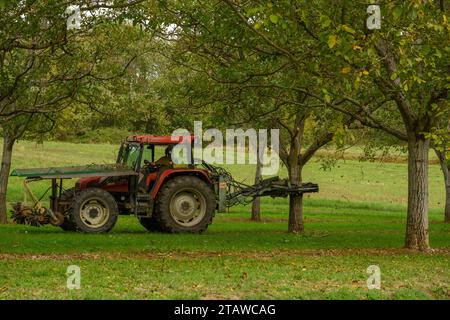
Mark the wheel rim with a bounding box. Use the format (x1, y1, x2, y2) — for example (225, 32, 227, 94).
(80, 198, 110, 228)
(169, 188, 207, 227)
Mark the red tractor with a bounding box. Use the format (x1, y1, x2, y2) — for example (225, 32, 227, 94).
(11, 135, 318, 233)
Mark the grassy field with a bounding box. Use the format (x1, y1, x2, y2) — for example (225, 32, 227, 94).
(0, 140, 448, 299)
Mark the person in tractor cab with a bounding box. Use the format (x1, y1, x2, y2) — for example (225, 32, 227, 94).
(138, 145, 174, 192)
(155, 145, 173, 166)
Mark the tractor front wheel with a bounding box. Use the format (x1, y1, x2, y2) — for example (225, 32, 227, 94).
(70, 188, 118, 233)
(154, 176, 216, 233)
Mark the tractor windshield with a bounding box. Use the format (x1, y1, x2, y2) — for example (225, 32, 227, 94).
(117, 143, 141, 169)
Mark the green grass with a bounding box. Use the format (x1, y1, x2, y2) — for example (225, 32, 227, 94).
(1, 253, 448, 299)
(0, 140, 449, 299)
(0, 204, 448, 254)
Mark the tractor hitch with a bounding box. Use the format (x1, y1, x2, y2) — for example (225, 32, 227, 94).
(202, 161, 319, 211)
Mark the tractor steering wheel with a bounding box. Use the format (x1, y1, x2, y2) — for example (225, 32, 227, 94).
(142, 159, 158, 173)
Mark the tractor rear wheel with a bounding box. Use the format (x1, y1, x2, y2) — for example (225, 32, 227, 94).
(70, 188, 118, 233)
(154, 176, 216, 233)
(138, 216, 162, 232)
(59, 188, 77, 232)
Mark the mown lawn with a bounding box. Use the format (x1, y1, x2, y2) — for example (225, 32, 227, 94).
(1, 250, 448, 299)
(0, 140, 448, 299)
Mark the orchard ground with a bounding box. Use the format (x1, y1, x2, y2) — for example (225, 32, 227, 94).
(0, 141, 448, 299)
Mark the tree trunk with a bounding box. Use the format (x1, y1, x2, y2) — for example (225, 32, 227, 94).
(405, 135, 430, 250)
(288, 162, 304, 233)
(251, 151, 263, 222)
(0, 134, 15, 224)
(435, 149, 450, 224)
(283, 112, 307, 234)
(444, 163, 450, 224)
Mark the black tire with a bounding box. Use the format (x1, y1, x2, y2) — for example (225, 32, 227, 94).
(70, 188, 118, 233)
(138, 216, 162, 232)
(59, 188, 77, 232)
(154, 176, 216, 233)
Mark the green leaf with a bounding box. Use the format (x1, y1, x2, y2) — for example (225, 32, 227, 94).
(320, 16, 332, 28)
(327, 35, 337, 49)
(408, 8, 417, 20)
(393, 6, 403, 19)
(390, 72, 398, 81)
(269, 14, 279, 24)
(403, 81, 409, 91)
(435, 49, 442, 58)
(246, 7, 261, 15)
(367, 48, 376, 57)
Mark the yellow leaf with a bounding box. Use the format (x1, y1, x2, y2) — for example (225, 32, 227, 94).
(341, 66, 351, 74)
(50, 64, 58, 75)
(342, 24, 356, 34)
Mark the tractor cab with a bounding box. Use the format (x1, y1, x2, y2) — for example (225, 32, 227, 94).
(115, 135, 198, 193)
(117, 135, 196, 170)
(76, 135, 200, 194)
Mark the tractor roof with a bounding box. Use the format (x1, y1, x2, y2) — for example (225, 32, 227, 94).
(126, 135, 195, 145)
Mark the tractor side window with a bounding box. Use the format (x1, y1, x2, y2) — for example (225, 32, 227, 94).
(116, 143, 125, 164)
(123, 144, 140, 169)
(141, 146, 153, 166)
